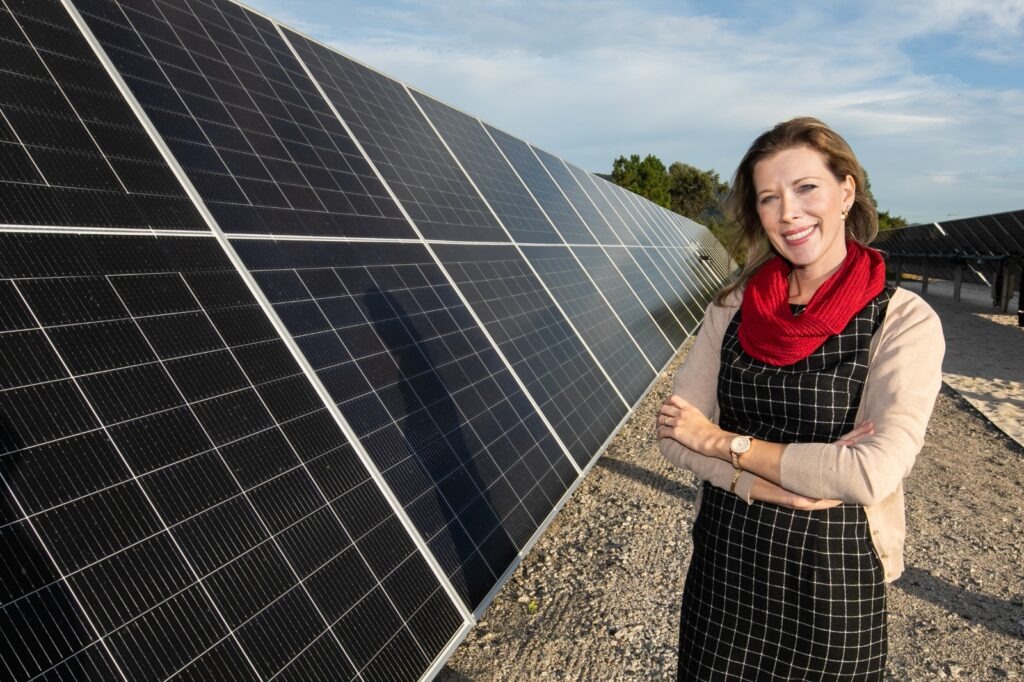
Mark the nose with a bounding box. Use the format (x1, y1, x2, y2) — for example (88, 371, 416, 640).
(780, 192, 801, 222)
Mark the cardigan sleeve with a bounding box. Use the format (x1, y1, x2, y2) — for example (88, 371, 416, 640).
(779, 291, 944, 506)
(659, 301, 756, 503)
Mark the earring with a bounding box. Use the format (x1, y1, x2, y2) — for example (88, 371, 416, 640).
(841, 206, 849, 221)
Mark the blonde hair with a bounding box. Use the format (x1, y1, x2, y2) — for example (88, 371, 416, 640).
(715, 117, 878, 305)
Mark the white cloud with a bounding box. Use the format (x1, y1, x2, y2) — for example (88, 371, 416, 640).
(245, 0, 1022, 222)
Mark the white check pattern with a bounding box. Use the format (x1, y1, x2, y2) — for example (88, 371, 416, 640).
(677, 288, 893, 681)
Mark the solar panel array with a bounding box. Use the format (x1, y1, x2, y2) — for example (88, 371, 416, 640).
(0, 1, 731, 680)
(874, 210, 1024, 285)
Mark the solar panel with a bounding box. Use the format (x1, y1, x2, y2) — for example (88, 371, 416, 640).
(432, 243, 628, 467)
(410, 90, 563, 245)
(518, 245, 656, 404)
(533, 149, 621, 245)
(73, 0, 412, 240)
(232, 238, 576, 610)
(0, 1, 203, 230)
(569, 244, 675, 367)
(484, 123, 598, 245)
(1, 1, 733, 680)
(284, 29, 509, 244)
(0, 232, 462, 681)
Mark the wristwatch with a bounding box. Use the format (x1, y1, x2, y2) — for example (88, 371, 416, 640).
(730, 435, 752, 469)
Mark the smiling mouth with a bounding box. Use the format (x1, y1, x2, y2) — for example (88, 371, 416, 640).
(784, 224, 818, 242)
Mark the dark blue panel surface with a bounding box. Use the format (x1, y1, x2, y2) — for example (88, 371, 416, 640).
(627, 247, 702, 333)
(284, 30, 508, 243)
(0, 232, 461, 682)
(570, 245, 674, 366)
(431, 243, 626, 467)
(234, 238, 576, 609)
(519, 245, 654, 404)
(0, 0, 203, 230)
(533, 150, 620, 245)
(412, 91, 562, 245)
(485, 124, 596, 245)
(578, 172, 639, 245)
(75, 0, 411, 239)
(603, 246, 689, 344)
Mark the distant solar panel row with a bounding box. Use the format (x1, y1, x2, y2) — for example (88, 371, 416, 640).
(0, 1, 730, 680)
(874, 210, 1024, 285)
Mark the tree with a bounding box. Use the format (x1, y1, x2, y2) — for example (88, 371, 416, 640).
(667, 162, 729, 222)
(611, 154, 670, 208)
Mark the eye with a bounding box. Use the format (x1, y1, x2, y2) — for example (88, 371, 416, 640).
(758, 194, 777, 206)
(796, 183, 817, 193)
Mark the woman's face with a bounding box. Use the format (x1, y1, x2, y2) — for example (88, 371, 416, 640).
(753, 145, 855, 277)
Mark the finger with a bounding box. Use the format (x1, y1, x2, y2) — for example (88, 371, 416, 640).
(666, 394, 690, 409)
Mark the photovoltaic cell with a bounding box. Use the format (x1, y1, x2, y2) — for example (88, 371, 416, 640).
(0, 0, 203, 230)
(285, 29, 509, 243)
(608, 182, 656, 246)
(627, 246, 703, 332)
(519, 245, 654, 404)
(432, 243, 626, 467)
(533, 149, 620, 245)
(233, 239, 576, 609)
(604, 245, 691, 341)
(484, 124, 597, 245)
(583, 173, 640, 245)
(412, 90, 562, 245)
(75, 0, 412, 239)
(0, 232, 462, 682)
(0, 1, 737, 680)
(569, 245, 673, 368)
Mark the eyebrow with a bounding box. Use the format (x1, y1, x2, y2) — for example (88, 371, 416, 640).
(756, 176, 825, 196)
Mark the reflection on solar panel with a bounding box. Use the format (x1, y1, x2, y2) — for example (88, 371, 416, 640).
(0, 0, 731, 680)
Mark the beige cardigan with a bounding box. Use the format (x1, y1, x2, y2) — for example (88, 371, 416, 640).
(659, 287, 944, 582)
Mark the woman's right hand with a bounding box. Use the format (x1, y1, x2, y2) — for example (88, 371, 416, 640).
(749, 477, 842, 510)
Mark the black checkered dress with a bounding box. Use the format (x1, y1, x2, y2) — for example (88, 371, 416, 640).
(677, 288, 893, 681)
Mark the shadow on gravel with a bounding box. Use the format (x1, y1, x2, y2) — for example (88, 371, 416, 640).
(896, 566, 1024, 640)
(595, 456, 698, 503)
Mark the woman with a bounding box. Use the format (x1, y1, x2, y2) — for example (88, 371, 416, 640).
(657, 117, 943, 680)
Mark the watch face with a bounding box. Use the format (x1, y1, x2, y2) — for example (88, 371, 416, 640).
(731, 436, 751, 454)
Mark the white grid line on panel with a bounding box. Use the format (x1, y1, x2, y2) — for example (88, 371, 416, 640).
(7, 277, 262, 681)
(64, 0, 475, 662)
(561, 159, 696, 339)
(275, 21, 583, 486)
(0, 225, 214, 238)
(477, 122, 675, 359)
(626, 193, 716, 296)
(0, 106, 51, 188)
(573, 171, 697, 332)
(408, 85, 639, 402)
(282, 261, 570, 604)
(604, 185, 713, 306)
(5, 2, 130, 196)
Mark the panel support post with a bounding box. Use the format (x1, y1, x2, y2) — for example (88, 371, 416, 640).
(920, 260, 929, 295)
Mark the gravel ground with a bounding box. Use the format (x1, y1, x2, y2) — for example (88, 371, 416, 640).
(437, 341, 1024, 681)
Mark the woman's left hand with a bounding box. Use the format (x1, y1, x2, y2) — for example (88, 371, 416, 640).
(656, 394, 725, 459)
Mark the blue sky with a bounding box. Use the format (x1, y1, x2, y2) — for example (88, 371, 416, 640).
(242, 0, 1023, 224)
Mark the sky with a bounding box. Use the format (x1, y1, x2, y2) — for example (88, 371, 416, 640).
(241, 0, 1024, 225)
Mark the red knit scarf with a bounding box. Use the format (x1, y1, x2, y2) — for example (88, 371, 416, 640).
(738, 240, 886, 366)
